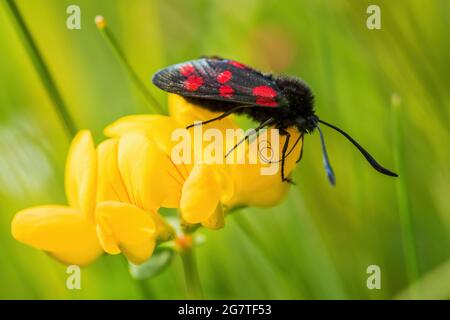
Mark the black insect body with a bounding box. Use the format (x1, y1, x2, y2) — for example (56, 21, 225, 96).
(152, 57, 398, 184)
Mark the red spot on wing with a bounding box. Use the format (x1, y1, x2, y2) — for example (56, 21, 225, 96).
(219, 85, 234, 98)
(184, 75, 203, 91)
(255, 97, 278, 107)
(179, 64, 195, 76)
(228, 61, 247, 69)
(217, 70, 232, 84)
(252, 86, 277, 98)
(252, 86, 278, 107)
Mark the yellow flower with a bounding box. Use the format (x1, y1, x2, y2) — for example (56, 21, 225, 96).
(11, 131, 103, 266)
(96, 201, 157, 265)
(104, 94, 302, 228)
(95, 134, 175, 264)
(11, 93, 302, 267)
(105, 115, 231, 230)
(226, 126, 301, 208)
(180, 163, 229, 229)
(168, 94, 302, 208)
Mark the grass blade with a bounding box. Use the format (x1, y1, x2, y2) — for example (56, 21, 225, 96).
(3, 0, 76, 137)
(95, 16, 164, 114)
(392, 93, 420, 299)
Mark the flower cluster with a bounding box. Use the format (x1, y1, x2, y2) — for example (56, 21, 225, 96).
(11, 95, 302, 266)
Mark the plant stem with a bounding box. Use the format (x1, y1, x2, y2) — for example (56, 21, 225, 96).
(3, 0, 76, 137)
(392, 93, 420, 299)
(95, 16, 164, 114)
(180, 247, 203, 299)
(135, 279, 155, 300)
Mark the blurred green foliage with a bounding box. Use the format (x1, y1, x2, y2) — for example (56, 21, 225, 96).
(0, 0, 449, 299)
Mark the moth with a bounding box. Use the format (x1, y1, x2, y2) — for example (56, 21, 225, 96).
(152, 57, 398, 184)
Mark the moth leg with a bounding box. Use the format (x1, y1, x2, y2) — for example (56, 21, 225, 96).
(225, 117, 275, 158)
(296, 134, 305, 163)
(186, 105, 244, 129)
(280, 129, 295, 184)
(262, 133, 302, 165)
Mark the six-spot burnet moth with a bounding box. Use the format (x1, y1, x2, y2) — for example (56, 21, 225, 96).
(152, 57, 398, 184)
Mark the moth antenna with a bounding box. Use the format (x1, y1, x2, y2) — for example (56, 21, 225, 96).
(316, 124, 336, 186)
(317, 119, 398, 177)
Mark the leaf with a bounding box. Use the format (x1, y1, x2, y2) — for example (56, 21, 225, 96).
(128, 248, 174, 280)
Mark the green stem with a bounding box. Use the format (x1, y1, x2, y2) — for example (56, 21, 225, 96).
(135, 279, 155, 300)
(3, 0, 77, 137)
(95, 16, 164, 114)
(392, 94, 420, 299)
(180, 247, 203, 299)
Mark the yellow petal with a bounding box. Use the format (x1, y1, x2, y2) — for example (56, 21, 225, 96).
(121, 242, 156, 265)
(201, 204, 225, 230)
(95, 224, 120, 255)
(180, 164, 221, 224)
(227, 127, 302, 207)
(168, 94, 239, 131)
(104, 114, 182, 156)
(213, 165, 235, 204)
(105, 116, 188, 208)
(161, 171, 183, 208)
(95, 201, 156, 264)
(117, 134, 172, 211)
(147, 211, 175, 241)
(65, 130, 97, 221)
(96, 139, 130, 203)
(11, 206, 102, 266)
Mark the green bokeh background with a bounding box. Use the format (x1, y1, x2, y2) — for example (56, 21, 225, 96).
(0, 0, 449, 299)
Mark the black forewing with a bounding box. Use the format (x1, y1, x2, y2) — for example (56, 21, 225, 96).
(152, 58, 286, 107)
